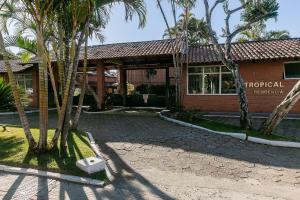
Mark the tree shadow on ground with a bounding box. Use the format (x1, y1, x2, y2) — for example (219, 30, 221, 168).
(0, 118, 102, 198)
(79, 113, 300, 170)
(2, 111, 300, 199)
(0, 135, 24, 160)
(95, 142, 176, 200)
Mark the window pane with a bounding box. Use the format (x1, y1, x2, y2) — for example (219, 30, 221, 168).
(204, 74, 219, 94)
(188, 74, 202, 94)
(25, 75, 32, 80)
(204, 66, 219, 73)
(188, 67, 202, 73)
(221, 66, 230, 72)
(26, 80, 33, 89)
(285, 63, 300, 78)
(222, 74, 236, 94)
(18, 80, 25, 88)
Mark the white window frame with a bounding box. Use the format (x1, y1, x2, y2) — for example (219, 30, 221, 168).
(16, 73, 33, 91)
(187, 66, 237, 96)
(283, 61, 300, 80)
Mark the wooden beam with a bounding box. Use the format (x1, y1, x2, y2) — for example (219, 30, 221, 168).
(165, 67, 170, 108)
(96, 62, 105, 109)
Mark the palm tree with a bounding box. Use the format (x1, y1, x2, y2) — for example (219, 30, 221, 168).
(237, 22, 290, 42)
(0, 31, 37, 150)
(265, 30, 290, 40)
(1, 1, 61, 150)
(4, 35, 37, 62)
(48, 0, 146, 153)
(1, 0, 146, 153)
(163, 12, 210, 45)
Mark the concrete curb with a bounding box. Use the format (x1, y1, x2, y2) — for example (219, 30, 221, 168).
(83, 107, 126, 114)
(159, 112, 247, 140)
(86, 132, 114, 182)
(203, 114, 300, 120)
(83, 106, 166, 114)
(0, 165, 104, 186)
(247, 136, 300, 148)
(0, 108, 57, 115)
(127, 106, 166, 110)
(159, 111, 300, 149)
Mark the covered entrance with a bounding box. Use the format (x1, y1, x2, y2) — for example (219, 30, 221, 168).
(76, 39, 178, 110)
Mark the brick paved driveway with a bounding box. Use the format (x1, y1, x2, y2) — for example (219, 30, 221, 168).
(0, 110, 300, 199)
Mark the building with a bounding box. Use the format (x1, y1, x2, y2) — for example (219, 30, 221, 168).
(0, 60, 38, 107)
(1, 38, 300, 113)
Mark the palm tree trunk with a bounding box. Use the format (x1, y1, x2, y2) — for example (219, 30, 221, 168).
(71, 33, 88, 130)
(261, 80, 300, 134)
(60, 33, 85, 153)
(36, 27, 49, 152)
(75, 78, 101, 109)
(0, 31, 37, 150)
(47, 59, 60, 116)
(50, 33, 77, 148)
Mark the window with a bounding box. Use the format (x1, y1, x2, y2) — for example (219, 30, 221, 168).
(16, 74, 33, 94)
(187, 66, 236, 95)
(284, 62, 300, 79)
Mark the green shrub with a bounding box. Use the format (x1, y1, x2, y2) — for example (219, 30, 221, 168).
(135, 84, 167, 95)
(126, 94, 144, 107)
(0, 78, 15, 111)
(111, 94, 123, 106)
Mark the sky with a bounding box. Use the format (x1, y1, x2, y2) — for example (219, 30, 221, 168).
(88, 0, 300, 46)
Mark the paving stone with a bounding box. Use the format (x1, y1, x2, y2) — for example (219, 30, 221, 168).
(1, 110, 300, 199)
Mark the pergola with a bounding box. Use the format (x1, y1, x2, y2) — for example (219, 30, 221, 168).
(81, 54, 174, 109)
(78, 39, 179, 109)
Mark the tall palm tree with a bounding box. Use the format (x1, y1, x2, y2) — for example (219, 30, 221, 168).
(237, 22, 290, 42)
(0, 31, 37, 150)
(265, 30, 290, 40)
(64, 0, 146, 152)
(163, 12, 210, 45)
(4, 35, 37, 61)
(2, 0, 146, 153)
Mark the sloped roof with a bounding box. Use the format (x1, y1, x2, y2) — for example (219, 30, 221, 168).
(188, 38, 300, 64)
(20, 38, 300, 69)
(0, 60, 33, 73)
(82, 39, 178, 60)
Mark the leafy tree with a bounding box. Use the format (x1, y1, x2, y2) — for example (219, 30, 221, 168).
(163, 12, 210, 45)
(203, 0, 279, 129)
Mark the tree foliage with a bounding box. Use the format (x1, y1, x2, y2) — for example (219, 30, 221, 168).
(237, 22, 290, 42)
(163, 12, 210, 45)
(0, 77, 14, 111)
(0, 0, 146, 153)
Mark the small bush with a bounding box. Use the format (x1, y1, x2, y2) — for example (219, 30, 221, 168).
(135, 84, 168, 96)
(0, 78, 15, 111)
(111, 94, 123, 106)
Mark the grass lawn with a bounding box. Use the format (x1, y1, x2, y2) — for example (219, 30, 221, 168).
(166, 112, 300, 142)
(0, 126, 106, 181)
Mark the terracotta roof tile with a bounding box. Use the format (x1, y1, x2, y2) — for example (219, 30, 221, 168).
(88, 39, 177, 60)
(0, 60, 33, 73)
(188, 38, 300, 64)
(30, 38, 300, 66)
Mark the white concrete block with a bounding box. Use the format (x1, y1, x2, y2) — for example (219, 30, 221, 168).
(76, 157, 106, 174)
